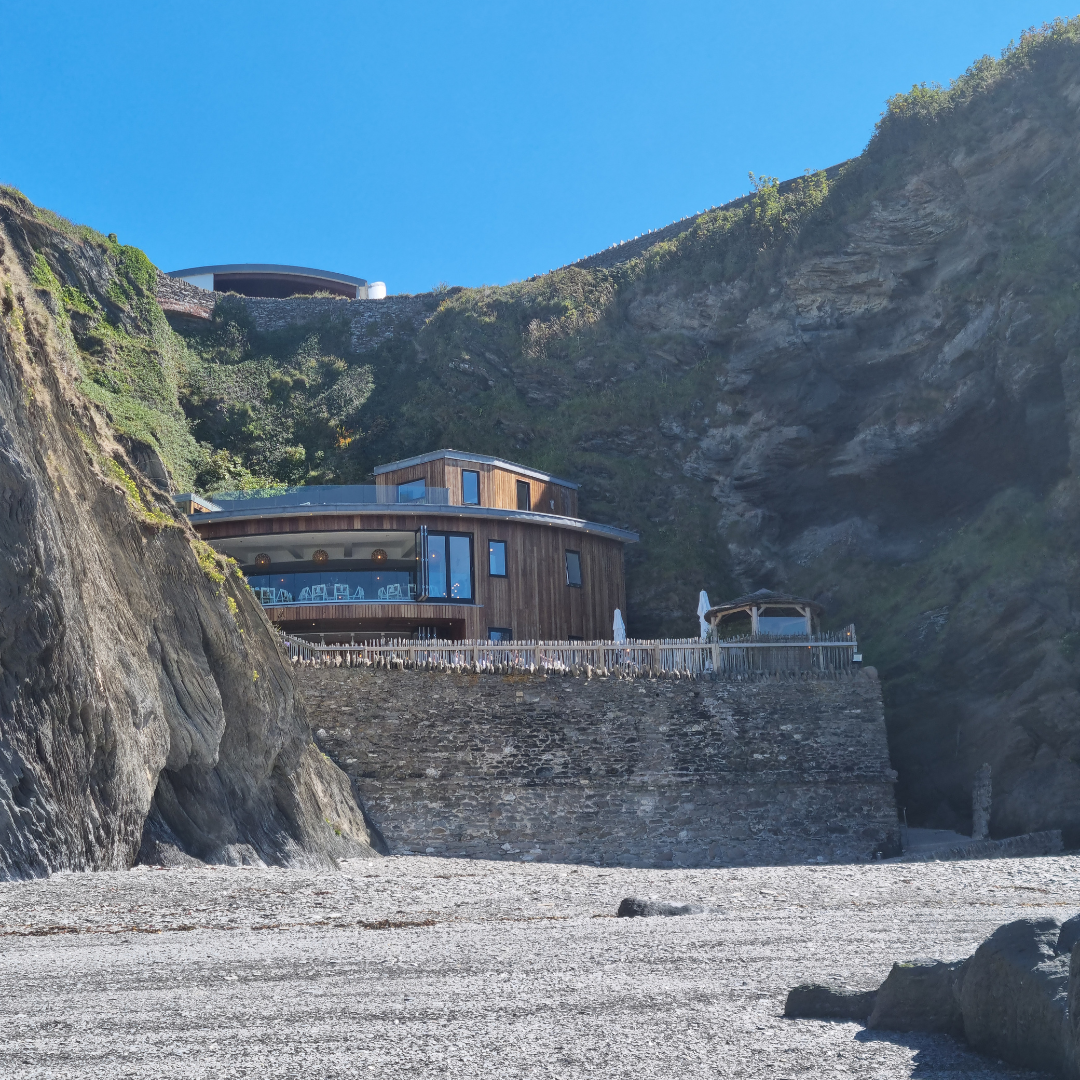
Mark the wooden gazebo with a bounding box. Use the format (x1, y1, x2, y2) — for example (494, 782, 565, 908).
(703, 589, 822, 639)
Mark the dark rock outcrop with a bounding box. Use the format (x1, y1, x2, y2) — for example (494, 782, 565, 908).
(783, 985, 877, 1021)
(0, 192, 380, 876)
(787, 916, 1078, 1076)
(616, 897, 704, 918)
(959, 917, 1068, 1074)
(1059, 914, 1080, 956)
(867, 959, 966, 1037)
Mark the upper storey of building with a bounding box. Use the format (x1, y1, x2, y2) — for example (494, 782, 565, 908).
(176, 449, 633, 544)
(374, 449, 579, 518)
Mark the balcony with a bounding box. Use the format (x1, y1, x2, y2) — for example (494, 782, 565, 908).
(248, 570, 419, 605)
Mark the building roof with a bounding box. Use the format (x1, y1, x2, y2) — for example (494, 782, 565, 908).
(181, 499, 637, 543)
(704, 589, 822, 621)
(168, 264, 369, 287)
(373, 449, 579, 489)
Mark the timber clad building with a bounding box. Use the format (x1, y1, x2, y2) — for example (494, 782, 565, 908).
(182, 450, 637, 642)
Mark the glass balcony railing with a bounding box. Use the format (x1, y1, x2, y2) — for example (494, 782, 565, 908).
(205, 485, 450, 512)
(247, 570, 418, 605)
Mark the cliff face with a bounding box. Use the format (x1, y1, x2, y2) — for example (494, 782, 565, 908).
(162, 26, 1080, 842)
(0, 193, 381, 877)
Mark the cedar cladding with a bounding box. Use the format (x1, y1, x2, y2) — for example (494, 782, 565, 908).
(196, 510, 624, 640)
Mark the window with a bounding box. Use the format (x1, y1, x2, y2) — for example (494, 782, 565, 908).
(398, 478, 426, 503)
(516, 480, 531, 511)
(488, 627, 513, 642)
(488, 540, 507, 577)
(462, 470, 480, 505)
(565, 550, 582, 587)
(425, 533, 473, 600)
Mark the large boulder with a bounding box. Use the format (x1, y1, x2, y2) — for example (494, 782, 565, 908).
(784, 985, 877, 1021)
(958, 917, 1067, 1074)
(1059, 914, 1080, 956)
(867, 958, 966, 1037)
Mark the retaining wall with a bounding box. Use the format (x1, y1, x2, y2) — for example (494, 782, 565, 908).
(296, 667, 901, 867)
(156, 272, 437, 352)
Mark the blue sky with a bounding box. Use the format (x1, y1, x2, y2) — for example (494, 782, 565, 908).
(0, 2, 1067, 294)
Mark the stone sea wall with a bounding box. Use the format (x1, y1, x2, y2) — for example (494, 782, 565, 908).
(296, 667, 900, 867)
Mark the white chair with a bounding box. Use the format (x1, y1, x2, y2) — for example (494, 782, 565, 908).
(299, 587, 311, 601)
(280, 590, 293, 603)
(333, 583, 349, 601)
(311, 584, 328, 602)
(378, 587, 387, 600)
(386, 583, 401, 600)
(352, 586, 365, 600)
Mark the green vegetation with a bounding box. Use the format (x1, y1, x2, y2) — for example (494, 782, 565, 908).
(875, 17, 1080, 133)
(191, 536, 226, 587)
(176, 299, 375, 489)
(104, 458, 174, 528)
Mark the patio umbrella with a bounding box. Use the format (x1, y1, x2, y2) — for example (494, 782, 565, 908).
(697, 591, 711, 641)
(613, 608, 627, 643)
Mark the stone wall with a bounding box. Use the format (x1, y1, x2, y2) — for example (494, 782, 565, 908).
(296, 667, 900, 867)
(155, 272, 437, 352)
(237, 294, 437, 351)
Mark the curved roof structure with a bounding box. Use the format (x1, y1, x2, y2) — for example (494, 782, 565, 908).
(167, 263, 369, 299)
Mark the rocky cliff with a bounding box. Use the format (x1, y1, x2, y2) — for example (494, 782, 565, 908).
(0, 191, 381, 877)
(160, 22, 1080, 843)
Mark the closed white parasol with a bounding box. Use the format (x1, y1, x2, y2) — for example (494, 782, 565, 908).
(613, 608, 627, 642)
(697, 591, 711, 640)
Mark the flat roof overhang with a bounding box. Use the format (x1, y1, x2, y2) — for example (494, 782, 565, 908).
(189, 502, 638, 543)
(167, 264, 368, 300)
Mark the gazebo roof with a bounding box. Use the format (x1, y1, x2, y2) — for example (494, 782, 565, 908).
(704, 589, 822, 623)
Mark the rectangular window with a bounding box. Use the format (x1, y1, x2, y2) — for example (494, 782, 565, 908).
(462, 470, 480, 505)
(425, 533, 473, 601)
(516, 480, 531, 511)
(398, 478, 426, 503)
(565, 549, 582, 587)
(488, 627, 513, 642)
(488, 539, 506, 577)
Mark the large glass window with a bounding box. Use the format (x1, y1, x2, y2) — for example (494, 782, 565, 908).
(427, 535, 447, 598)
(565, 550, 582, 587)
(488, 627, 512, 641)
(398, 478, 426, 502)
(516, 480, 531, 511)
(426, 533, 473, 601)
(462, 470, 480, 505)
(488, 540, 506, 577)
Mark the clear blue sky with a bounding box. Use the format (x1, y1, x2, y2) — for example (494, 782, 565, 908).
(0, 2, 1068, 295)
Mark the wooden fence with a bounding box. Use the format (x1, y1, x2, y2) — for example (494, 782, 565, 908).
(281, 626, 860, 678)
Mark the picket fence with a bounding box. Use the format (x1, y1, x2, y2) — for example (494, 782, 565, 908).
(282, 626, 859, 678)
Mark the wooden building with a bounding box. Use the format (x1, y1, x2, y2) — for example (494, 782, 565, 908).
(182, 449, 637, 641)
